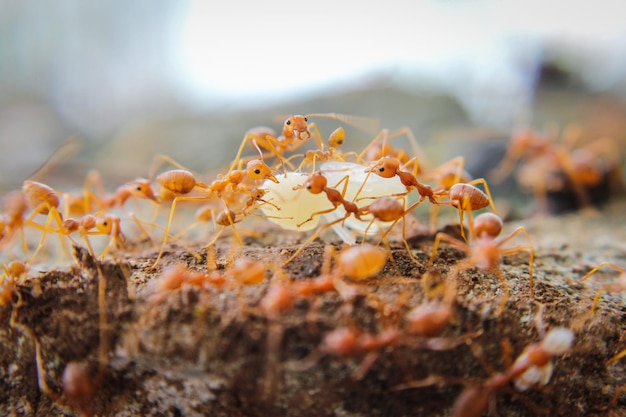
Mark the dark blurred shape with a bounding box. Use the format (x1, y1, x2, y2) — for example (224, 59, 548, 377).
(536, 61, 580, 90)
(544, 165, 624, 214)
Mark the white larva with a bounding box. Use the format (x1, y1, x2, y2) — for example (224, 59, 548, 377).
(259, 161, 407, 242)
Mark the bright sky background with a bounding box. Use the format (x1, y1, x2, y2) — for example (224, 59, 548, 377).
(174, 0, 626, 108)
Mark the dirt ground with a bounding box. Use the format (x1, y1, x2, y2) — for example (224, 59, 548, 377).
(1, 194, 626, 417)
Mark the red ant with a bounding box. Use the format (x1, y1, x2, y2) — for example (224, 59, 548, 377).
(282, 171, 364, 265)
(35, 213, 128, 260)
(150, 159, 278, 268)
(364, 155, 436, 203)
(353, 196, 423, 265)
(229, 113, 379, 175)
(432, 180, 498, 243)
(451, 327, 574, 417)
(429, 212, 536, 313)
(490, 125, 622, 214)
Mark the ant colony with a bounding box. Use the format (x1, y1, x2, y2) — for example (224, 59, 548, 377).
(3, 112, 625, 417)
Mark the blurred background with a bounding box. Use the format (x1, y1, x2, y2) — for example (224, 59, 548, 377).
(1, 0, 625, 196)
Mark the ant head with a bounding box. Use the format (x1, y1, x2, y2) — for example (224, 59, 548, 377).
(156, 265, 188, 292)
(246, 160, 278, 183)
(283, 115, 311, 140)
(321, 327, 358, 357)
(473, 212, 503, 239)
(128, 179, 159, 202)
(304, 172, 327, 194)
(368, 156, 400, 178)
(327, 127, 345, 149)
(95, 215, 115, 234)
(260, 283, 294, 317)
(229, 258, 266, 285)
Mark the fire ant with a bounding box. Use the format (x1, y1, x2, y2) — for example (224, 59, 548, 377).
(0, 190, 31, 255)
(364, 155, 436, 203)
(428, 212, 536, 313)
(432, 180, 498, 242)
(62, 170, 159, 218)
(228, 113, 379, 175)
(405, 271, 456, 338)
(280, 171, 366, 265)
(18, 180, 72, 261)
(295, 127, 348, 170)
(296, 326, 401, 380)
(150, 159, 278, 268)
(295, 172, 361, 227)
(489, 125, 622, 214)
(358, 196, 426, 264)
(34, 213, 128, 260)
(451, 327, 574, 417)
(358, 126, 430, 174)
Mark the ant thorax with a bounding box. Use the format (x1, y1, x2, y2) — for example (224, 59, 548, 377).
(260, 161, 406, 243)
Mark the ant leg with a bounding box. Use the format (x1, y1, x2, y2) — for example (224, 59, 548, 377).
(148, 154, 202, 182)
(29, 207, 68, 264)
(82, 235, 96, 258)
(282, 216, 348, 265)
(221, 211, 243, 247)
(608, 348, 626, 367)
(579, 263, 626, 313)
(124, 212, 155, 246)
(489, 268, 510, 315)
(610, 384, 626, 406)
(151, 195, 212, 269)
(357, 129, 389, 162)
(428, 232, 469, 268)
(498, 226, 536, 298)
(389, 126, 430, 172)
(296, 205, 342, 228)
(307, 122, 326, 151)
(580, 262, 624, 282)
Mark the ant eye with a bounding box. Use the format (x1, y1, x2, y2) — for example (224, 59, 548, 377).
(136, 186, 142, 191)
(306, 184, 312, 190)
(304, 117, 308, 122)
(379, 167, 385, 172)
(285, 120, 291, 125)
(103, 221, 108, 226)
(254, 169, 261, 174)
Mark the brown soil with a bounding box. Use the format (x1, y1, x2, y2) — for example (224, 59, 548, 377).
(2, 200, 626, 417)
